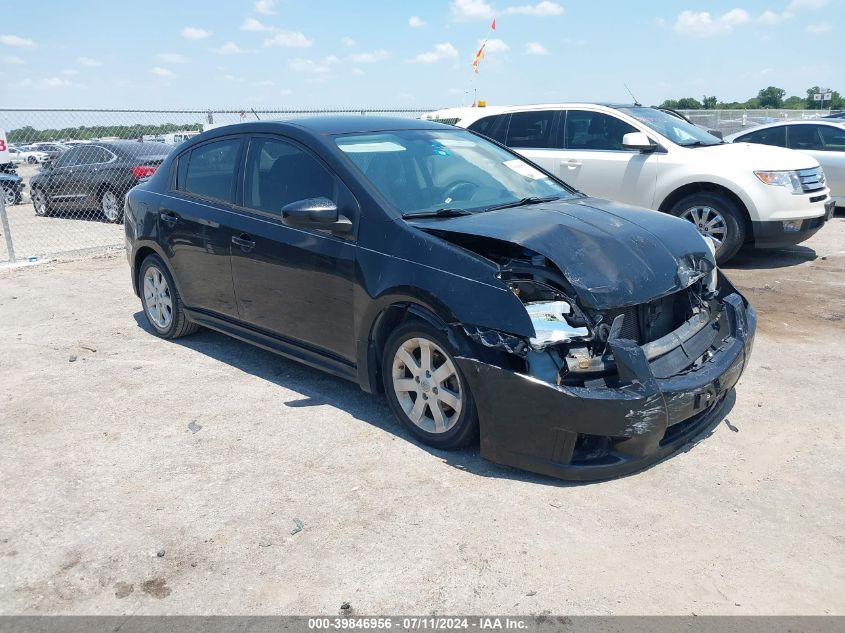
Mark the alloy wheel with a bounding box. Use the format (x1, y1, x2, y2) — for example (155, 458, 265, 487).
(101, 190, 120, 221)
(143, 266, 173, 330)
(680, 205, 727, 250)
(33, 190, 49, 216)
(2, 187, 14, 207)
(391, 337, 463, 434)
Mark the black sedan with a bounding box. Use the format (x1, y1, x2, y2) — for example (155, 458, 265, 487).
(29, 141, 171, 222)
(124, 117, 756, 481)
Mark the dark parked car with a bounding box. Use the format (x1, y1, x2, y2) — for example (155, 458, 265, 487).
(125, 117, 756, 481)
(29, 141, 171, 222)
(1, 163, 24, 205)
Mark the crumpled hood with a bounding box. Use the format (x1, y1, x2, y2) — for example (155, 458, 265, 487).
(413, 197, 714, 310)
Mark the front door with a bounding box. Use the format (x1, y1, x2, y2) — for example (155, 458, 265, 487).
(556, 109, 661, 209)
(228, 135, 357, 362)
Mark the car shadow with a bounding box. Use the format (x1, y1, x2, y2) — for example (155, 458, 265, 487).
(133, 311, 736, 487)
(724, 244, 817, 271)
(43, 209, 113, 224)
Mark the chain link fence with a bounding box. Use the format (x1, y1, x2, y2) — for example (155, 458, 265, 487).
(0, 107, 836, 265)
(0, 108, 437, 264)
(678, 108, 833, 136)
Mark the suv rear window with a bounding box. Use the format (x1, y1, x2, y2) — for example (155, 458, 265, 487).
(468, 114, 508, 143)
(737, 126, 786, 147)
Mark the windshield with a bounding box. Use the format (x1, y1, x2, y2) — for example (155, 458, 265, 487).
(335, 129, 575, 215)
(616, 107, 722, 146)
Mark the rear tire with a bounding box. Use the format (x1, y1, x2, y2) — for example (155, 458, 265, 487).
(27, 156, 37, 164)
(2, 186, 16, 207)
(382, 320, 478, 450)
(32, 188, 52, 217)
(100, 188, 123, 223)
(668, 192, 745, 264)
(139, 254, 199, 339)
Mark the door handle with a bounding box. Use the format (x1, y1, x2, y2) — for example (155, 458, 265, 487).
(231, 234, 256, 252)
(159, 211, 179, 226)
(564, 160, 582, 169)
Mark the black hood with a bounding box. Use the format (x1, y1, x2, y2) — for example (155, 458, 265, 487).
(412, 197, 714, 310)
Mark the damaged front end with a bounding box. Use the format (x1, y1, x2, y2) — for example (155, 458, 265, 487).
(455, 242, 756, 481)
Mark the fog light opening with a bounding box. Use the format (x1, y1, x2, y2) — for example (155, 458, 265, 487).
(782, 220, 802, 233)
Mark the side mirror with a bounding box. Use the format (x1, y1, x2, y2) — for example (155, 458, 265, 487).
(622, 132, 657, 152)
(281, 197, 353, 234)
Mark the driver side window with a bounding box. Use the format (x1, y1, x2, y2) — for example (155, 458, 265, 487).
(243, 137, 336, 214)
(52, 147, 80, 168)
(565, 111, 637, 151)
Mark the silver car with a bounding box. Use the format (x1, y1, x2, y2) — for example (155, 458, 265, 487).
(726, 120, 845, 208)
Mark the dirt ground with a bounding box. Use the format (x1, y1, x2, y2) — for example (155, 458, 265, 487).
(0, 215, 843, 616)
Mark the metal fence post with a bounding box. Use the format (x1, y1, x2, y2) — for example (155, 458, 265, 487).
(0, 195, 15, 263)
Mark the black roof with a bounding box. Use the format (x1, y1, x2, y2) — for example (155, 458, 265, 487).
(212, 116, 450, 138)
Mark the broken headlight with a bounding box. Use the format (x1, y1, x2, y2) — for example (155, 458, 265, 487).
(506, 279, 592, 351)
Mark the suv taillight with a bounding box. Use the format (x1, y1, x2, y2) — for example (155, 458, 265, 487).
(131, 165, 157, 178)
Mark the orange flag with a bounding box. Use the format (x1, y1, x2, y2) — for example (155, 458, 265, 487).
(491, 17, 496, 30)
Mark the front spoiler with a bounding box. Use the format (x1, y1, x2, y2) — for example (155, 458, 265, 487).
(456, 293, 756, 482)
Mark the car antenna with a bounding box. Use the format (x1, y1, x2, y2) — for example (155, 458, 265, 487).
(251, 108, 261, 120)
(623, 82, 642, 106)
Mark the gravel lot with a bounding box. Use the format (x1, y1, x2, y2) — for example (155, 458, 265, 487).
(0, 215, 843, 615)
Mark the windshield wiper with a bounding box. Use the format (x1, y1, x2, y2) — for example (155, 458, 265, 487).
(402, 208, 473, 219)
(678, 140, 721, 147)
(484, 196, 560, 212)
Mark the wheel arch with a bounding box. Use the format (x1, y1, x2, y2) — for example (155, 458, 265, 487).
(657, 182, 754, 244)
(131, 242, 183, 299)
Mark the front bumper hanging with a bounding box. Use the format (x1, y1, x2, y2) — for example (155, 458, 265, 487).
(456, 293, 756, 481)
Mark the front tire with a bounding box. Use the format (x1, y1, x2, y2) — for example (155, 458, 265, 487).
(382, 320, 478, 450)
(2, 186, 16, 207)
(27, 156, 37, 164)
(139, 254, 199, 339)
(669, 192, 746, 264)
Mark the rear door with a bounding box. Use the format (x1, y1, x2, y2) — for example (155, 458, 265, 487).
(788, 124, 845, 197)
(558, 109, 660, 208)
(158, 136, 243, 317)
(228, 135, 358, 361)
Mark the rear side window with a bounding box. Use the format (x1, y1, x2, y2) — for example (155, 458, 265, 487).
(505, 110, 556, 148)
(468, 114, 508, 143)
(181, 138, 241, 203)
(737, 126, 786, 147)
(565, 111, 637, 151)
(243, 137, 335, 214)
(76, 146, 113, 165)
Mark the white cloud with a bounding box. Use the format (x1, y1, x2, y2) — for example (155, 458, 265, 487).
(351, 49, 390, 63)
(216, 41, 245, 55)
(342, 36, 356, 47)
(288, 55, 339, 74)
(525, 41, 549, 55)
(758, 10, 791, 24)
(17, 77, 72, 89)
(787, 0, 828, 9)
(61, 68, 78, 75)
(253, 80, 274, 87)
(410, 42, 459, 64)
(450, 0, 493, 21)
(254, 0, 276, 15)
(504, 1, 563, 16)
(157, 53, 189, 64)
(352, 67, 364, 76)
(2, 55, 24, 64)
(806, 22, 831, 32)
(77, 56, 101, 67)
(410, 42, 459, 63)
(399, 92, 416, 101)
(482, 38, 510, 53)
(151, 67, 175, 77)
(409, 16, 426, 27)
(241, 18, 274, 32)
(264, 31, 313, 47)
(279, 88, 293, 95)
(0, 34, 35, 47)
(181, 26, 211, 40)
(672, 9, 750, 37)
(223, 74, 243, 82)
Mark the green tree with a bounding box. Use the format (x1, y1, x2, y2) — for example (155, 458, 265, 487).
(757, 86, 786, 108)
(659, 99, 679, 109)
(783, 95, 805, 109)
(702, 95, 718, 110)
(676, 97, 703, 109)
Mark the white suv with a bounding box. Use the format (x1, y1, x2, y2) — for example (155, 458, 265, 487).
(423, 104, 835, 262)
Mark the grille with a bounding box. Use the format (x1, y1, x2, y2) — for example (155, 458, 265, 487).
(602, 290, 691, 344)
(603, 306, 640, 341)
(797, 166, 826, 193)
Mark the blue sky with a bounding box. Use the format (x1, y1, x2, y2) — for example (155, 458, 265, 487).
(0, 0, 840, 110)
